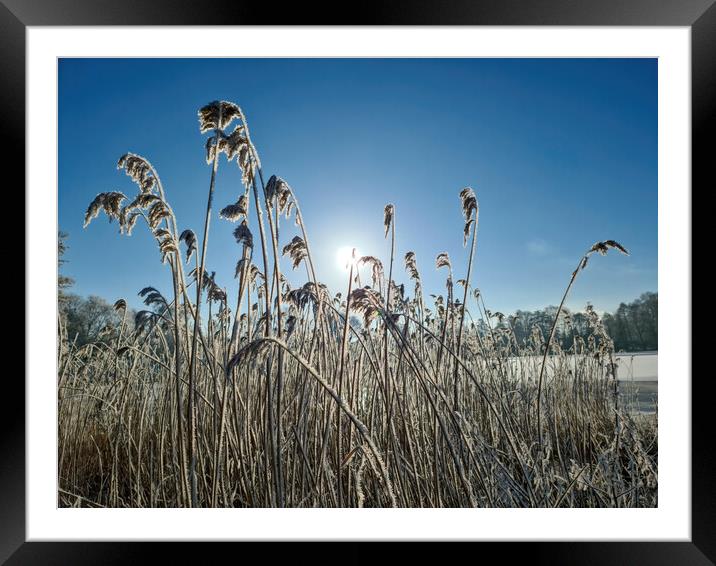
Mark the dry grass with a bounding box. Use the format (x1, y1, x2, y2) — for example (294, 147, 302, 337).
(58, 100, 657, 508)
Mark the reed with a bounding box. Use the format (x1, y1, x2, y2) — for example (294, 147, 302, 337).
(61, 100, 656, 508)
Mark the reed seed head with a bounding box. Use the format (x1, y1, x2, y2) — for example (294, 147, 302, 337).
(459, 187, 478, 246)
(349, 286, 384, 328)
(179, 229, 197, 264)
(384, 204, 394, 238)
(266, 176, 294, 218)
(117, 153, 157, 194)
(282, 236, 308, 270)
(83, 191, 127, 228)
(198, 100, 242, 133)
(435, 252, 452, 272)
(233, 220, 254, 250)
(358, 256, 384, 290)
(219, 194, 249, 222)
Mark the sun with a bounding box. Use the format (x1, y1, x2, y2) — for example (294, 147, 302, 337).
(336, 246, 359, 271)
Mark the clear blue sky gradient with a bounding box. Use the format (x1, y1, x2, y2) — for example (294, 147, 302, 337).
(58, 58, 657, 315)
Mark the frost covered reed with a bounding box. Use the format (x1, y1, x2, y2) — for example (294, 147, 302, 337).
(60, 101, 656, 508)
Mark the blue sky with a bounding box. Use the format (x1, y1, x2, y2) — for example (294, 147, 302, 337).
(58, 58, 657, 315)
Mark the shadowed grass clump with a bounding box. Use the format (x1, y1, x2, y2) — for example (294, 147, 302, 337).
(58, 100, 656, 508)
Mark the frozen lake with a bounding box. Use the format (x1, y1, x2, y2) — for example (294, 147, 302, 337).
(614, 352, 657, 413)
(614, 351, 657, 382)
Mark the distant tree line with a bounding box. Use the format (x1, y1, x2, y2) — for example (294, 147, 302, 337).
(601, 292, 657, 352)
(500, 292, 657, 353)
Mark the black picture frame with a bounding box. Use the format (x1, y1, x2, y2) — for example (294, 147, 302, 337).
(7, 1, 711, 563)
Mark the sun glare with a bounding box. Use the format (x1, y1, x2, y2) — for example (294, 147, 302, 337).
(336, 245, 359, 271)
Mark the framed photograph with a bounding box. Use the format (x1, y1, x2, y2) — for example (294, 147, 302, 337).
(10, 0, 710, 563)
